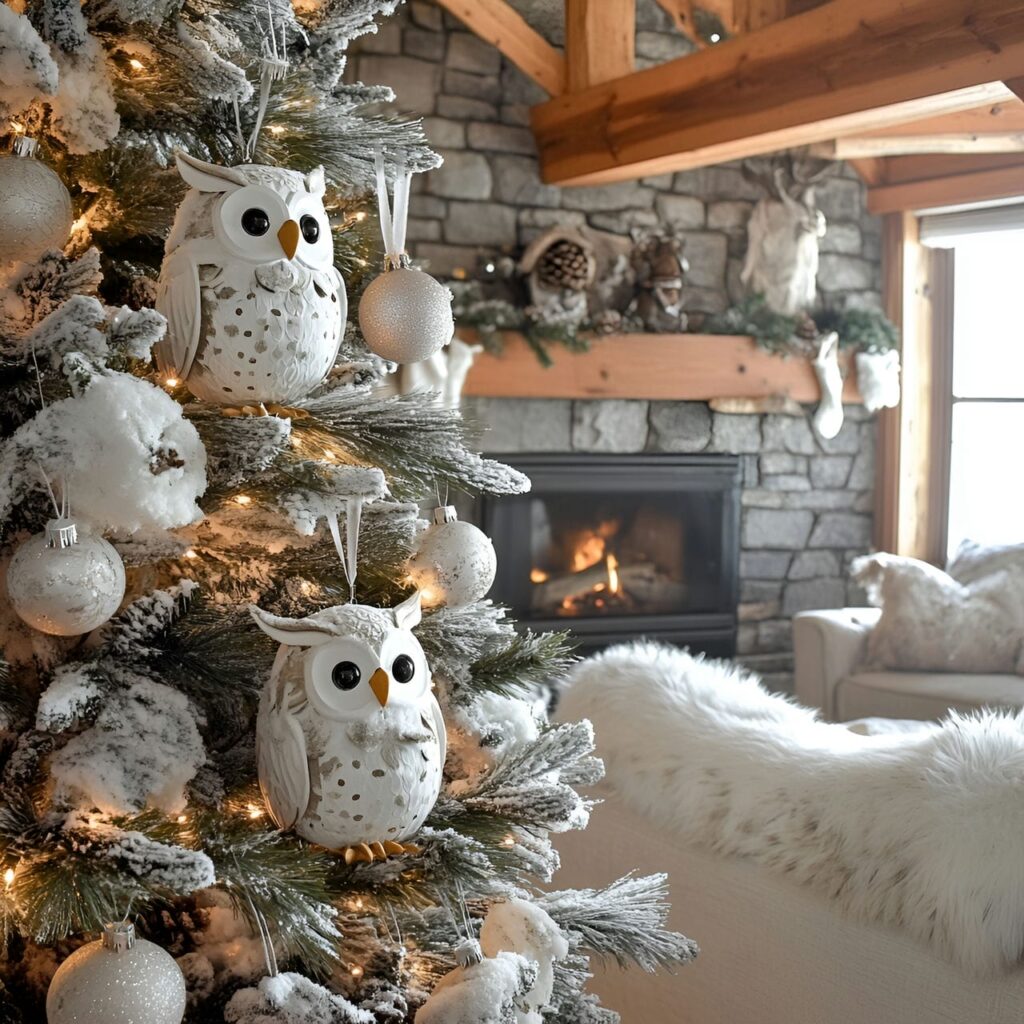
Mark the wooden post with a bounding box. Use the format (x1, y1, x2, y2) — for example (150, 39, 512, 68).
(565, 0, 635, 92)
(875, 211, 952, 563)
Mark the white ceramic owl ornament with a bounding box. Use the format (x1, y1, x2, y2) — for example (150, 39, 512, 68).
(249, 592, 445, 864)
(155, 152, 346, 407)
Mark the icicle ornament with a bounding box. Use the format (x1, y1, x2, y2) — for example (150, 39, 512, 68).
(358, 152, 454, 363)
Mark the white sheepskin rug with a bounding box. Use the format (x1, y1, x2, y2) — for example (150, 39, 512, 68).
(559, 641, 1024, 977)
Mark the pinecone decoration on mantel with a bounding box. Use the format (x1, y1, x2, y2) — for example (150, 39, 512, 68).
(519, 227, 598, 327)
(537, 236, 594, 292)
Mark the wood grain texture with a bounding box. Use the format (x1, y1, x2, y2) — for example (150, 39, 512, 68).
(868, 158, 1024, 213)
(433, 0, 565, 95)
(462, 332, 862, 403)
(531, 0, 1024, 185)
(565, 0, 635, 92)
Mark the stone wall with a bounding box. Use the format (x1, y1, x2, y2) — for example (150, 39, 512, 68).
(349, 3, 883, 692)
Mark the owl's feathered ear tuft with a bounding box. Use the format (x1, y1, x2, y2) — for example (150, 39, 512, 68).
(393, 592, 422, 631)
(249, 604, 335, 647)
(175, 151, 248, 193)
(305, 165, 326, 197)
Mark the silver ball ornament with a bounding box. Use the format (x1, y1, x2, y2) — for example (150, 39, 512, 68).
(7, 519, 125, 636)
(407, 506, 497, 608)
(359, 266, 454, 363)
(0, 145, 73, 265)
(47, 922, 186, 1024)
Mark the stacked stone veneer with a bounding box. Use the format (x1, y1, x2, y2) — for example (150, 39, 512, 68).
(350, 2, 884, 691)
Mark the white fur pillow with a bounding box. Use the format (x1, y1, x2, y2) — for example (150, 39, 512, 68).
(851, 553, 1024, 675)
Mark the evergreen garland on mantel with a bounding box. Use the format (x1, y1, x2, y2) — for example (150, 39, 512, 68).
(451, 284, 899, 366)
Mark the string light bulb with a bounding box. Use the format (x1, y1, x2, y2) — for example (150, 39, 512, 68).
(500, 835, 515, 848)
(184, 549, 198, 560)
(176, 815, 187, 824)
(234, 494, 252, 506)
(268, 125, 285, 136)
(3, 868, 15, 887)
(128, 57, 145, 71)
(709, 32, 722, 42)
(246, 803, 264, 819)
(164, 377, 179, 388)
(349, 965, 364, 979)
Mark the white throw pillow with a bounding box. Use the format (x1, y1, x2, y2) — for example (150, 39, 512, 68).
(947, 538, 1024, 586)
(851, 553, 1024, 675)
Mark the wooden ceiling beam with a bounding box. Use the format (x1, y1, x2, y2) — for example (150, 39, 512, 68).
(565, 0, 635, 92)
(433, 0, 566, 96)
(530, 0, 1024, 186)
(812, 95, 1024, 158)
(867, 157, 1024, 214)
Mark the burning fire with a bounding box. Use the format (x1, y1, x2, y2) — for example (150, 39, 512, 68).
(572, 534, 606, 572)
(606, 553, 621, 594)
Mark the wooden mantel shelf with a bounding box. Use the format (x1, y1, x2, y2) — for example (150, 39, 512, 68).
(462, 332, 862, 403)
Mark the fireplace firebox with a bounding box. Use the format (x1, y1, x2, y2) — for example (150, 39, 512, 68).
(479, 453, 740, 655)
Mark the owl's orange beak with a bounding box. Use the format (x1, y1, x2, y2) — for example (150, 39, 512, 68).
(277, 219, 300, 260)
(369, 667, 389, 708)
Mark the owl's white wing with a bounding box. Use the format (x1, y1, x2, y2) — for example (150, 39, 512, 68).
(155, 245, 204, 380)
(257, 697, 310, 830)
(427, 693, 447, 770)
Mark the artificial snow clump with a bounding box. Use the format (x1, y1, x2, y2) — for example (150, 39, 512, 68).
(36, 662, 103, 732)
(480, 900, 569, 1024)
(280, 465, 387, 536)
(104, 830, 216, 892)
(0, 7, 59, 116)
(416, 951, 538, 1024)
(224, 972, 375, 1024)
(0, 369, 207, 534)
(448, 693, 542, 793)
(49, 674, 205, 814)
(48, 32, 121, 153)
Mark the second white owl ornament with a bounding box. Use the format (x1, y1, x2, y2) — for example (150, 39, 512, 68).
(156, 152, 346, 407)
(249, 592, 445, 863)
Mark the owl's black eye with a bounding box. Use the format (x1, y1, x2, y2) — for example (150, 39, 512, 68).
(392, 654, 415, 684)
(331, 661, 361, 691)
(241, 208, 270, 236)
(300, 214, 320, 244)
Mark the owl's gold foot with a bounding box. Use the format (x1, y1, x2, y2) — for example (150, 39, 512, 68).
(264, 403, 311, 420)
(342, 840, 422, 865)
(219, 403, 311, 420)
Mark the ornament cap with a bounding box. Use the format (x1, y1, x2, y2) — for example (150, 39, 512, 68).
(432, 505, 458, 526)
(454, 938, 483, 967)
(44, 518, 78, 549)
(102, 921, 136, 953)
(12, 136, 38, 159)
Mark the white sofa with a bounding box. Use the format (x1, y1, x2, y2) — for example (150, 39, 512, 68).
(792, 607, 1024, 721)
(555, 790, 1024, 1024)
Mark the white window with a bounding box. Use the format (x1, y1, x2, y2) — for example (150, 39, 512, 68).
(944, 230, 1024, 557)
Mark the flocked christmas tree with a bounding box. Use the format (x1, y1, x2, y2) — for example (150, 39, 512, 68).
(0, 2, 697, 1021)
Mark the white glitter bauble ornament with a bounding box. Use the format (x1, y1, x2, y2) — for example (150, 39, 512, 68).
(358, 152, 453, 364)
(0, 138, 73, 265)
(7, 518, 125, 636)
(46, 921, 186, 1024)
(359, 264, 454, 364)
(407, 506, 496, 609)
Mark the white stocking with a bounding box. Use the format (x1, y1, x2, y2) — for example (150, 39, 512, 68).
(812, 332, 844, 440)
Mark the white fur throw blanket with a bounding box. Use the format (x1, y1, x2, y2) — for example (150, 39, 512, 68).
(560, 642, 1024, 977)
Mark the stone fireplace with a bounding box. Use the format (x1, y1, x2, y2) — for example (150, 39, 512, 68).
(480, 453, 740, 655)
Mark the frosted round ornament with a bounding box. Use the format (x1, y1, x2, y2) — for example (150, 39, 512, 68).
(46, 921, 185, 1024)
(358, 265, 454, 364)
(407, 506, 496, 609)
(7, 519, 125, 636)
(0, 139, 73, 265)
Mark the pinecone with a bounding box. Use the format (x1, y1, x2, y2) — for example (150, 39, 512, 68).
(536, 239, 593, 292)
